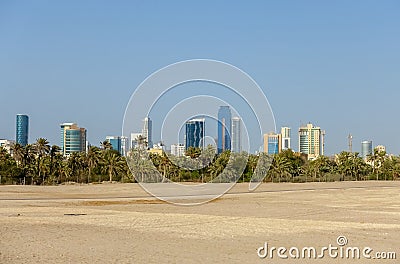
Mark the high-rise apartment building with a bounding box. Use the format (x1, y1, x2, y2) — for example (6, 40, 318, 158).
(298, 123, 324, 160)
(185, 118, 205, 149)
(281, 127, 291, 150)
(263, 127, 291, 155)
(263, 133, 281, 155)
(142, 117, 152, 148)
(16, 114, 29, 146)
(171, 144, 185, 157)
(231, 117, 241, 153)
(361, 140, 373, 160)
(217, 106, 231, 153)
(60, 123, 87, 156)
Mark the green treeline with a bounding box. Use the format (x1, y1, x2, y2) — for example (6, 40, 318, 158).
(0, 139, 398, 185)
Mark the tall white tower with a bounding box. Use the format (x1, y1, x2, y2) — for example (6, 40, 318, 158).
(231, 117, 241, 153)
(281, 127, 291, 151)
(142, 117, 152, 148)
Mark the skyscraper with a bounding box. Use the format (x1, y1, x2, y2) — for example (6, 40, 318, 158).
(231, 117, 241, 153)
(16, 114, 29, 146)
(361, 140, 373, 160)
(106, 136, 121, 153)
(120, 136, 128, 156)
(263, 133, 281, 154)
(60, 123, 87, 156)
(185, 118, 205, 150)
(298, 123, 324, 160)
(281, 127, 291, 150)
(142, 117, 152, 148)
(217, 106, 231, 153)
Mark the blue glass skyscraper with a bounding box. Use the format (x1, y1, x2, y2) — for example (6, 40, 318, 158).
(16, 114, 29, 146)
(217, 106, 231, 154)
(185, 118, 205, 150)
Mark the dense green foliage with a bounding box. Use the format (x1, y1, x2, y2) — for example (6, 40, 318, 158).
(0, 138, 130, 185)
(0, 139, 399, 185)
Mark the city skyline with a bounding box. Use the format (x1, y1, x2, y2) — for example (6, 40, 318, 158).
(0, 1, 399, 155)
(0, 112, 395, 157)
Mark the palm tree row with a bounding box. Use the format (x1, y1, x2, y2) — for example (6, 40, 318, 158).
(1, 139, 399, 185)
(145, 148, 400, 183)
(0, 138, 130, 185)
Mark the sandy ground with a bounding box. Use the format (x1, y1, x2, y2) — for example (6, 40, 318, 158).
(0, 181, 399, 263)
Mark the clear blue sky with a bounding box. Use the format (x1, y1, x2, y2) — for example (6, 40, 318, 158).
(0, 0, 399, 155)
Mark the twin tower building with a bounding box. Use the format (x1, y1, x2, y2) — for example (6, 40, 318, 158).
(184, 106, 241, 154)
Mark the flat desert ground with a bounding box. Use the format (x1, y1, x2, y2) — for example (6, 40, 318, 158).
(0, 181, 399, 263)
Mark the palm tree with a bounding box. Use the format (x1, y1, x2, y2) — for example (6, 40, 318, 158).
(0, 147, 16, 184)
(11, 143, 24, 166)
(38, 156, 50, 184)
(199, 145, 216, 182)
(23, 144, 36, 184)
(381, 156, 400, 181)
(254, 153, 273, 183)
(350, 154, 367, 181)
(280, 149, 306, 178)
(367, 149, 386, 180)
(119, 156, 131, 183)
(246, 154, 259, 182)
(336, 151, 370, 181)
(158, 153, 171, 181)
(269, 155, 291, 183)
(68, 152, 83, 183)
(127, 149, 143, 182)
(49, 145, 61, 176)
(62, 160, 72, 183)
(35, 138, 50, 156)
(100, 140, 113, 150)
(207, 151, 230, 182)
(52, 152, 64, 184)
(103, 152, 125, 182)
(336, 151, 352, 181)
(185, 147, 201, 159)
(86, 146, 101, 183)
(34, 138, 50, 184)
(310, 156, 332, 182)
